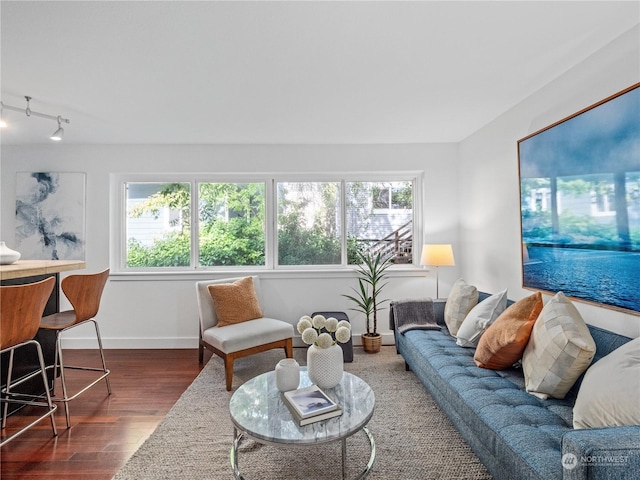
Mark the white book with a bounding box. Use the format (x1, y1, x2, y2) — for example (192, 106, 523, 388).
(283, 384, 339, 420)
(285, 403, 343, 426)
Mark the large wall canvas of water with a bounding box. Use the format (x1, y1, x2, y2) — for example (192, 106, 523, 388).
(15, 172, 86, 261)
(518, 84, 640, 315)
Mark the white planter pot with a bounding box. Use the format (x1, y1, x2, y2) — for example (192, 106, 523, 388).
(0, 241, 21, 265)
(307, 344, 343, 389)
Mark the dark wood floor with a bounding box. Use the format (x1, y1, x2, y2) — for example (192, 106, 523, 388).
(1, 349, 209, 479)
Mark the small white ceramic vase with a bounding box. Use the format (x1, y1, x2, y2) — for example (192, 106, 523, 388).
(0, 241, 21, 265)
(307, 344, 344, 389)
(275, 358, 300, 392)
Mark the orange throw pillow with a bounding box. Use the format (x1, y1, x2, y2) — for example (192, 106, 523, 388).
(474, 292, 543, 370)
(208, 277, 264, 327)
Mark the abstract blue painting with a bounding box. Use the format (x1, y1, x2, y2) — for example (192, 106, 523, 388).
(15, 172, 86, 260)
(518, 84, 639, 314)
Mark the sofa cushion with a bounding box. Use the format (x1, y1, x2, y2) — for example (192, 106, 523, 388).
(397, 327, 572, 480)
(522, 292, 596, 400)
(208, 276, 263, 327)
(573, 336, 640, 429)
(456, 289, 507, 348)
(444, 278, 478, 336)
(474, 292, 543, 369)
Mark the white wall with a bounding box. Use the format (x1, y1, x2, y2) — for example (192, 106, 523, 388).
(2, 27, 638, 347)
(0, 143, 461, 348)
(458, 26, 640, 339)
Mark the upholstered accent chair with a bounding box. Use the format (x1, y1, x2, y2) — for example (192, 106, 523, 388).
(196, 276, 294, 391)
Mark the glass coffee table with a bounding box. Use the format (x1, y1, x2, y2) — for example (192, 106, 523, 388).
(229, 368, 376, 480)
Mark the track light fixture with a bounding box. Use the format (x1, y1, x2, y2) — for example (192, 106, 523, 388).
(0, 95, 70, 141)
(50, 116, 64, 141)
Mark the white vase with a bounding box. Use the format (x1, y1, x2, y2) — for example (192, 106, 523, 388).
(0, 241, 21, 265)
(307, 344, 344, 389)
(275, 358, 300, 392)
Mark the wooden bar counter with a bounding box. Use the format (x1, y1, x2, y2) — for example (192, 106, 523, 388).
(0, 259, 86, 281)
(1, 259, 86, 413)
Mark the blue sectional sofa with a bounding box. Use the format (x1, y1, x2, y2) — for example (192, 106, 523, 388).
(392, 293, 640, 480)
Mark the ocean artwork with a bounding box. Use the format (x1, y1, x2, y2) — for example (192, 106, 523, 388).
(518, 84, 640, 314)
(15, 172, 86, 260)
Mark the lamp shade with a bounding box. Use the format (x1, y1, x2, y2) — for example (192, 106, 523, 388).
(420, 244, 455, 267)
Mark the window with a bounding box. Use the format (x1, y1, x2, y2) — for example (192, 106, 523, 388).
(346, 181, 414, 264)
(126, 182, 191, 267)
(115, 173, 419, 271)
(198, 182, 266, 266)
(277, 182, 342, 266)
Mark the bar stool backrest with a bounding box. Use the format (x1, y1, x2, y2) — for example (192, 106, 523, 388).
(61, 269, 109, 323)
(0, 277, 55, 349)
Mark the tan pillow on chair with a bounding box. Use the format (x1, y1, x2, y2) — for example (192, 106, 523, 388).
(208, 277, 263, 327)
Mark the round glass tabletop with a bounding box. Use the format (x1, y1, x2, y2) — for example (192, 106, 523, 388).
(229, 368, 375, 446)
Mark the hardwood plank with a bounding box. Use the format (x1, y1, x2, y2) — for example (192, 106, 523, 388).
(1, 349, 209, 479)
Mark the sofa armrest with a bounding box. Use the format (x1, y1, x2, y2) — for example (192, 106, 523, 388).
(433, 299, 446, 327)
(562, 426, 640, 480)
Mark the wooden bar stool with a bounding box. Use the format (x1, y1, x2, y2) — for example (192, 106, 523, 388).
(1, 277, 58, 447)
(40, 269, 110, 428)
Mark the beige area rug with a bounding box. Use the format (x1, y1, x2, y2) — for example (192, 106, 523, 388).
(113, 347, 492, 480)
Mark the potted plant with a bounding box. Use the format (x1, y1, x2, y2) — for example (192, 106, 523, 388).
(343, 250, 392, 353)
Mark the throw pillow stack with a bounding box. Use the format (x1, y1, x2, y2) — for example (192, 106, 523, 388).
(444, 282, 639, 428)
(445, 282, 598, 400)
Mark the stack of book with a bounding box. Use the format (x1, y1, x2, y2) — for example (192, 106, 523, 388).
(282, 384, 343, 426)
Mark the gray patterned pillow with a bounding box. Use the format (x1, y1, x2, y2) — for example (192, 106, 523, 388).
(444, 279, 478, 336)
(522, 292, 596, 399)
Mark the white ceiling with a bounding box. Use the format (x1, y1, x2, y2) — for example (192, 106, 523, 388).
(1, 1, 638, 145)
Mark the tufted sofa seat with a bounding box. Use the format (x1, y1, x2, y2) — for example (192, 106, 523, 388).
(393, 293, 640, 480)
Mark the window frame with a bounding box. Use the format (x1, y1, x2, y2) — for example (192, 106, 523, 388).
(110, 171, 423, 274)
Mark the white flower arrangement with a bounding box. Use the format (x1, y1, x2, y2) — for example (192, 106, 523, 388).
(297, 314, 352, 349)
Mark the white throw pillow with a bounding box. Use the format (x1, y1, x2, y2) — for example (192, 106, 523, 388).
(573, 336, 640, 429)
(522, 292, 596, 400)
(456, 289, 507, 348)
(444, 279, 479, 336)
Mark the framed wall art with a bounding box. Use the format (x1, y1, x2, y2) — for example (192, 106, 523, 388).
(518, 83, 639, 314)
(15, 172, 86, 260)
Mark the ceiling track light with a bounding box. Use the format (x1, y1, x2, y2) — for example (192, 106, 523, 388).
(0, 95, 70, 141)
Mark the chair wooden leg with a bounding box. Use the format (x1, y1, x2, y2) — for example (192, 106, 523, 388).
(224, 355, 234, 391)
(284, 338, 293, 358)
(198, 341, 204, 363)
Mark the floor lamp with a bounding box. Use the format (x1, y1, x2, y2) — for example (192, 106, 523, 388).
(420, 244, 455, 299)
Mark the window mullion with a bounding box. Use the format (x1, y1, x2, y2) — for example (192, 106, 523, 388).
(341, 179, 348, 266)
(265, 178, 276, 269)
(192, 180, 199, 269)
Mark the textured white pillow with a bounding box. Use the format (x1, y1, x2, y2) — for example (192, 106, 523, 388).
(456, 289, 507, 348)
(522, 292, 596, 400)
(573, 336, 640, 429)
(444, 279, 478, 337)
